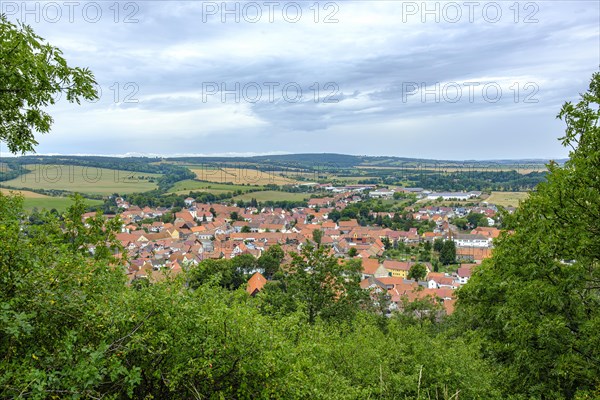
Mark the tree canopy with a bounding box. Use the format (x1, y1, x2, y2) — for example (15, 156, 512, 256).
(0, 16, 98, 153)
(457, 72, 600, 399)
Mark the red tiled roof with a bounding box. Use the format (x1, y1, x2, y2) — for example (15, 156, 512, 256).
(246, 272, 267, 295)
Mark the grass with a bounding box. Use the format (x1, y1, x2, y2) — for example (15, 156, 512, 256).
(233, 191, 309, 202)
(3, 164, 160, 195)
(484, 191, 529, 207)
(190, 167, 297, 186)
(23, 197, 103, 212)
(1, 188, 102, 212)
(168, 179, 264, 194)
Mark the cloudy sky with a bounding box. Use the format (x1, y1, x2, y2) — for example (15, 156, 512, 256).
(2, 0, 599, 159)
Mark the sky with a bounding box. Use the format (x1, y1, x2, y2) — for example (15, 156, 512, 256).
(1, 0, 599, 160)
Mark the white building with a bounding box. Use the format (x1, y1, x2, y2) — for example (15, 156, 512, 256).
(426, 191, 482, 201)
(369, 188, 395, 198)
(453, 233, 492, 248)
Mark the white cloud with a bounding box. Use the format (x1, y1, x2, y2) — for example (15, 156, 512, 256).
(3, 0, 598, 158)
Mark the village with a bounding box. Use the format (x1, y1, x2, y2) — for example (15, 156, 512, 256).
(88, 185, 507, 317)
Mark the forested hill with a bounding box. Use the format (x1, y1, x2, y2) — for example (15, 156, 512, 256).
(3, 153, 559, 170)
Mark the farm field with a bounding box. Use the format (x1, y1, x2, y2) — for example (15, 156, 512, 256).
(0, 188, 102, 211)
(485, 191, 530, 207)
(3, 164, 160, 195)
(190, 167, 297, 185)
(168, 179, 264, 194)
(233, 191, 309, 202)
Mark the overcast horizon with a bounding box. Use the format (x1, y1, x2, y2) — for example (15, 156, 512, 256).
(1, 0, 598, 160)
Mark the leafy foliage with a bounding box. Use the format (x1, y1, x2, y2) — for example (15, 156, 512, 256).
(457, 72, 600, 399)
(0, 192, 501, 399)
(439, 240, 456, 265)
(408, 262, 428, 281)
(0, 16, 98, 153)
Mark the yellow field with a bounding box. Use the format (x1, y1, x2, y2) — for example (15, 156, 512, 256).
(3, 164, 160, 195)
(485, 191, 529, 207)
(1, 188, 48, 198)
(190, 167, 296, 186)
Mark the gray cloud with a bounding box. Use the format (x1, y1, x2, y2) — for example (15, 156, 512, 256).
(2, 0, 598, 159)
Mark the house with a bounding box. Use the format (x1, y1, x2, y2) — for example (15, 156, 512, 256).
(426, 191, 481, 201)
(382, 260, 412, 278)
(246, 272, 267, 296)
(456, 265, 474, 284)
(455, 247, 492, 263)
(426, 272, 457, 289)
(453, 233, 491, 248)
(360, 258, 381, 279)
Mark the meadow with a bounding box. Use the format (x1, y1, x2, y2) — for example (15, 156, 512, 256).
(0, 188, 102, 211)
(233, 190, 309, 202)
(168, 179, 264, 194)
(3, 164, 160, 195)
(485, 191, 530, 207)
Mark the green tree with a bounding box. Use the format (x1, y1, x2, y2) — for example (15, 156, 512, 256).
(466, 212, 487, 228)
(453, 217, 469, 230)
(241, 225, 251, 233)
(440, 240, 456, 265)
(258, 244, 285, 279)
(0, 194, 137, 398)
(1, 16, 98, 153)
(187, 258, 245, 290)
(280, 243, 365, 324)
(457, 73, 600, 399)
(433, 238, 444, 252)
(348, 247, 358, 257)
(408, 262, 427, 281)
(312, 229, 323, 247)
(382, 236, 392, 250)
(423, 240, 432, 252)
(230, 253, 257, 276)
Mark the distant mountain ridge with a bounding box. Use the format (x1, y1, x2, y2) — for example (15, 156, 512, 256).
(3, 154, 565, 170)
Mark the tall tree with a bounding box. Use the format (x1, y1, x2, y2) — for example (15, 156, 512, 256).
(408, 262, 427, 281)
(281, 243, 365, 324)
(440, 240, 456, 265)
(1, 16, 98, 153)
(312, 229, 323, 248)
(457, 73, 600, 399)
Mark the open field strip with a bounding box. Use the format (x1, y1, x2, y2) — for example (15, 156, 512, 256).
(485, 191, 530, 207)
(233, 191, 309, 202)
(190, 167, 297, 185)
(168, 179, 264, 193)
(3, 164, 160, 195)
(0, 188, 102, 211)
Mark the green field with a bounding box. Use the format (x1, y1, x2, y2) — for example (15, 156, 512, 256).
(23, 197, 103, 212)
(1, 188, 102, 212)
(3, 164, 160, 195)
(168, 179, 264, 194)
(233, 191, 309, 202)
(485, 191, 529, 207)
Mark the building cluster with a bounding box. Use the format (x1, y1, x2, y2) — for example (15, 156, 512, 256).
(101, 191, 503, 315)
